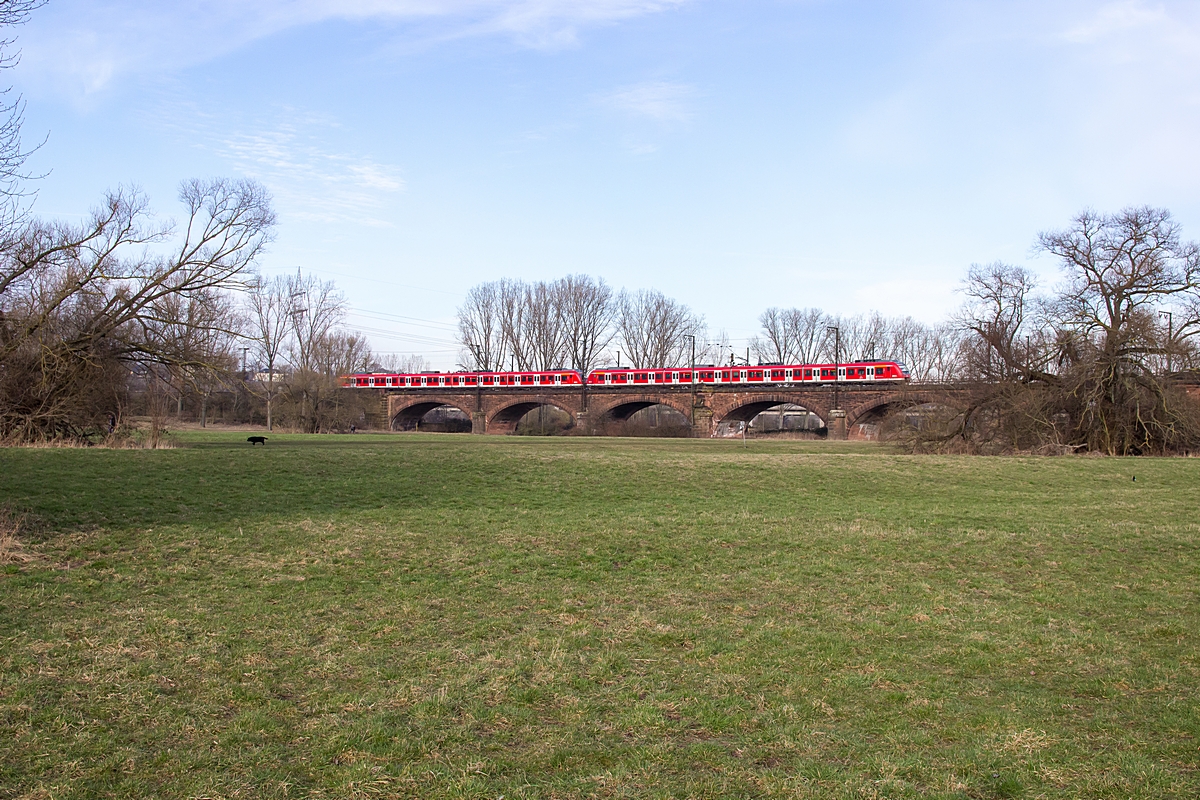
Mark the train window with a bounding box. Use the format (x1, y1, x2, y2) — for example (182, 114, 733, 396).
(721, 371, 730, 380)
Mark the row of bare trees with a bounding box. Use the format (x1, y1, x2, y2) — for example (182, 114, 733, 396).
(458, 276, 713, 371)
(460, 279, 963, 380)
(749, 308, 959, 382)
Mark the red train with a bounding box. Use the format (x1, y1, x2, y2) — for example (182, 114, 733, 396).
(343, 361, 909, 389)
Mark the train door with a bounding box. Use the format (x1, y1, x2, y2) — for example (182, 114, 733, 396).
(837, 366, 846, 382)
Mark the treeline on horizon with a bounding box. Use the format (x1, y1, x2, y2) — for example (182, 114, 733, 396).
(455, 276, 958, 380)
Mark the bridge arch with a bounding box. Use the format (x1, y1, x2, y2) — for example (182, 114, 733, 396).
(487, 398, 577, 434)
(845, 391, 941, 439)
(713, 394, 831, 429)
(591, 395, 693, 425)
(391, 398, 472, 431)
(846, 391, 939, 426)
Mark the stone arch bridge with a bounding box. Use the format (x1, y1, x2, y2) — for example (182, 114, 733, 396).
(375, 384, 947, 439)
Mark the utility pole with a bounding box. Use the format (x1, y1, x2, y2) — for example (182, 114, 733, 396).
(290, 291, 308, 430)
(1160, 310, 1174, 374)
(241, 346, 249, 379)
(827, 325, 841, 410)
(684, 334, 696, 426)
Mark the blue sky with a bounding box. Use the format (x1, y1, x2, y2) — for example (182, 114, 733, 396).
(14, 0, 1200, 367)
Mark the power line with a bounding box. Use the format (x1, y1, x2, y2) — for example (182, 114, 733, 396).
(298, 266, 461, 297)
(348, 323, 458, 347)
(345, 306, 458, 332)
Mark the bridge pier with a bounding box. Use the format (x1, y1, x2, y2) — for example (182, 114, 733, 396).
(574, 410, 590, 435)
(471, 411, 486, 435)
(690, 406, 713, 438)
(827, 409, 848, 440)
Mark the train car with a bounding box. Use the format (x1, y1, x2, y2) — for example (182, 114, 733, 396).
(342, 369, 585, 389)
(585, 361, 908, 386)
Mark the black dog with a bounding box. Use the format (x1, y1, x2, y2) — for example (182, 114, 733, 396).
(247, 436, 268, 446)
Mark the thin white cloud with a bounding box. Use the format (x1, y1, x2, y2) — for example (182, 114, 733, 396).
(600, 81, 697, 122)
(1064, 0, 1167, 43)
(19, 0, 689, 99)
(174, 108, 407, 227)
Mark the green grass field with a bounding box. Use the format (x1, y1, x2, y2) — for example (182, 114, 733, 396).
(1, 433, 1198, 798)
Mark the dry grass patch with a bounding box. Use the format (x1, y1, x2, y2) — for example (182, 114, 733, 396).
(0, 506, 36, 566)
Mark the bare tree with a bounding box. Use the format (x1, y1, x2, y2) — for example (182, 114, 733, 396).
(0, 180, 275, 441)
(1037, 206, 1200, 453)
(460, 274, 617, 373)
(750, 307, 795, 364)
(496, 278, 532, 370)
(886, 317, 961, 382)
(0, 1, 44, 237)
(285, 270, 348, 432)
(556, 274, 615, 372)
(377, 353, 431, 373)
(246, 273, 292, 430)
(832, 313, 889, 362)
(955, 262, 1045, 382)
(457, 281, 506, 371)
(143, 283, 241, 421)
(617, 289, 703, 368)
(523, 280, 566, 370)
(750, 307, 833, 364)
(301, 328, 375, 432)
(911, 208, 1200, 455)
